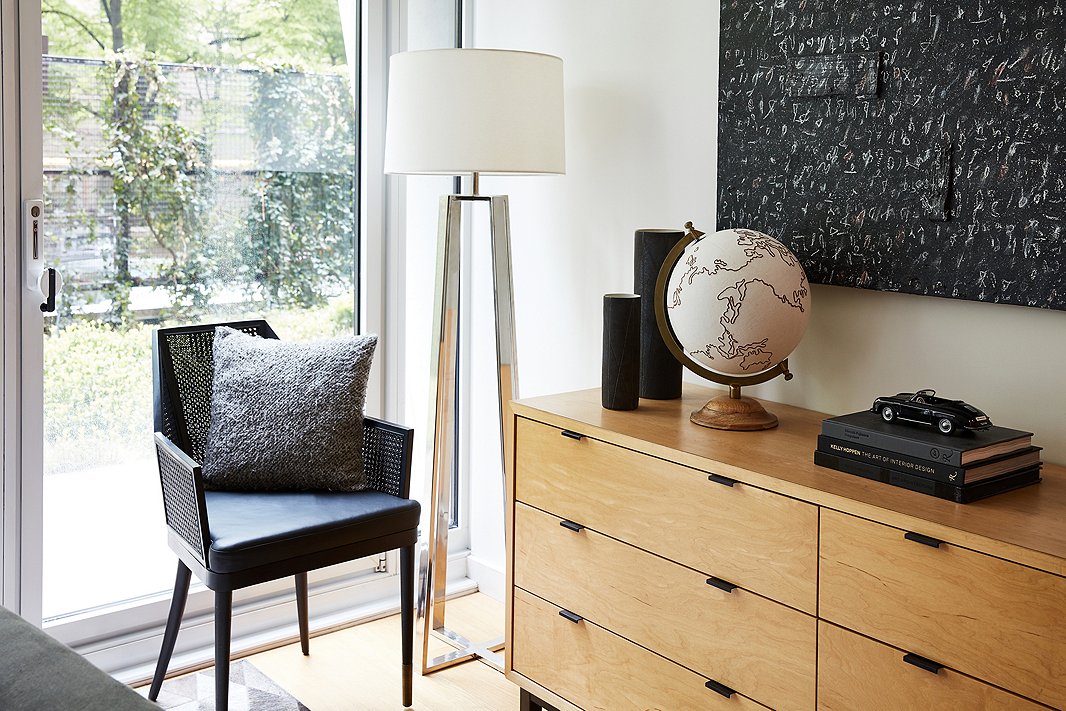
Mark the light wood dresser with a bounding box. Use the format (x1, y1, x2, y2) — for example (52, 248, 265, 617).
(505, 386, 1066, 711)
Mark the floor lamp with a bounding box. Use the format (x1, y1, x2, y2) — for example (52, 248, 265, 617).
(384, 49, 565, 674)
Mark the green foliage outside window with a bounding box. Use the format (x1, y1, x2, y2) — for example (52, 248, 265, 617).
(104, 54, 215, 326)
(245, 64, 356, 309)
(42, 0, 355, 328)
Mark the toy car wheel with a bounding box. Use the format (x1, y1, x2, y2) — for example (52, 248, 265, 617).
(881, 405, 895, 423)
(937, 418, 954, 435)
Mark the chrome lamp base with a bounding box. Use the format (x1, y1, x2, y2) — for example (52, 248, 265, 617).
(417, 194, 516, 674)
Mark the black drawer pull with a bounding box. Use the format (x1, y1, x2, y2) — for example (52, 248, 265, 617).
(904, 531, 943, 548)
(559, 519, 585, 533)
(560, 430, 585, 441)
(706, 576, 739, 593)
(705, 679, 735, 698)
(708, 473, 737, 487)
(558, 609, 583, 624)
(903, 652, 944, 674)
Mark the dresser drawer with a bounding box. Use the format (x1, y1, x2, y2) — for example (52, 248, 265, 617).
(820, 509, 1066, 708)
(818, 621, 1043, 710)
(514, 417, 818, 612)
(512, 588, 769, 711)
(514, 502, 815, 711)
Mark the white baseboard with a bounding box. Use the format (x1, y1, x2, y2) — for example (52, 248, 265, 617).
(466, 554, 504, 603)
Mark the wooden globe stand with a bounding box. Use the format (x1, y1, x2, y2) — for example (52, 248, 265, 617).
(691, 382, 784, 431)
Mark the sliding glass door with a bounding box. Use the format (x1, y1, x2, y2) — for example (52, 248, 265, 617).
(39, 1, 361, 619)
(4, 0, 382, 674)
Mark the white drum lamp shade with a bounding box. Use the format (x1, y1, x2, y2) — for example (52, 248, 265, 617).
(384, 48, 565, 176)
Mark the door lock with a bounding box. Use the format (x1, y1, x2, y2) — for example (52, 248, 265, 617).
(30, 203, 40, 258)
(23, 199, 45, 296)
(23, 199, 43, 262)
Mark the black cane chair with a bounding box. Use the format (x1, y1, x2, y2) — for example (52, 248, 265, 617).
(147, 320, 418, 711)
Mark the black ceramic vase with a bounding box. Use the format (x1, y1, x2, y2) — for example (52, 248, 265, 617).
(634, 228, 684, 399)
(602, 293, 641, 411)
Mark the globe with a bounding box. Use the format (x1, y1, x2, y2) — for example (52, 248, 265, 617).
(661, 227, 811, 379)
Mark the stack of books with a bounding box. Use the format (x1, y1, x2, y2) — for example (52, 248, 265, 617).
(815, 411, 1041, 503)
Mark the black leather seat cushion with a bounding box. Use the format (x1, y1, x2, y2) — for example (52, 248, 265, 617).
(205, 490, 420, 574)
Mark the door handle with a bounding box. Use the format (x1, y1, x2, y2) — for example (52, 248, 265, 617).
(23, 199, 60, 313)
(39, 268, 62, 313)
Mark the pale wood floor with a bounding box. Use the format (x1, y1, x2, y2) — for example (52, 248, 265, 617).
(248, 593, 519, 711)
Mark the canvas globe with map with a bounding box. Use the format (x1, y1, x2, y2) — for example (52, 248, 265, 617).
(661, 227, 811, 379)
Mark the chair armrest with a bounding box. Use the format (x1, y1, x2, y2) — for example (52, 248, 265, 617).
(362, 417, 415, 498)
(154, 432, 211, 566)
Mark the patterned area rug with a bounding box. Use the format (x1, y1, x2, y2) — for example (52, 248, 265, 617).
(139, 660, 309, 711)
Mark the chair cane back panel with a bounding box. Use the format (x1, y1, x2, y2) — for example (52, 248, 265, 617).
(363, 419, 414, 498)
(155, 321, 277, 463)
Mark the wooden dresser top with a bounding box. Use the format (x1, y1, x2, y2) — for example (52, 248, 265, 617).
(513, 385, 1066, 576)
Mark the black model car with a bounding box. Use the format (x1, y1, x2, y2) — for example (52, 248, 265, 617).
(871, 389, 992, 435)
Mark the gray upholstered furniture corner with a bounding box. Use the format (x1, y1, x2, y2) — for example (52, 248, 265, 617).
(0, 604, 154, 710)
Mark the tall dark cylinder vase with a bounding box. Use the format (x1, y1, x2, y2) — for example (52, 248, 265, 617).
(634, 228, 685, 399)
(602, 293, 641, 411)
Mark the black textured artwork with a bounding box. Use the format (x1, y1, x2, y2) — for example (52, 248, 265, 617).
(718, 2, 1066, 309)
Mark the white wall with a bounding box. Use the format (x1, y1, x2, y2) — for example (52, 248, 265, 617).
(473, 0, 720, 400)
(456, 0, 1066, 594)
(462, 0, 721, 598)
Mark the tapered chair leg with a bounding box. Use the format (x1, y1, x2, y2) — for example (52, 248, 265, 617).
(215, 591, 233, 711)
(295, 571, 310, 656)
(148, 561, 193, 700)
(401, 544, 414, 708)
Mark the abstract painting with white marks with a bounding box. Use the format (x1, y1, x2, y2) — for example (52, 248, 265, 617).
(718, 1, 1066, 309)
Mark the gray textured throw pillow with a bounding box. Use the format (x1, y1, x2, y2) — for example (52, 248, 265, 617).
(202, 326, 377, 491)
